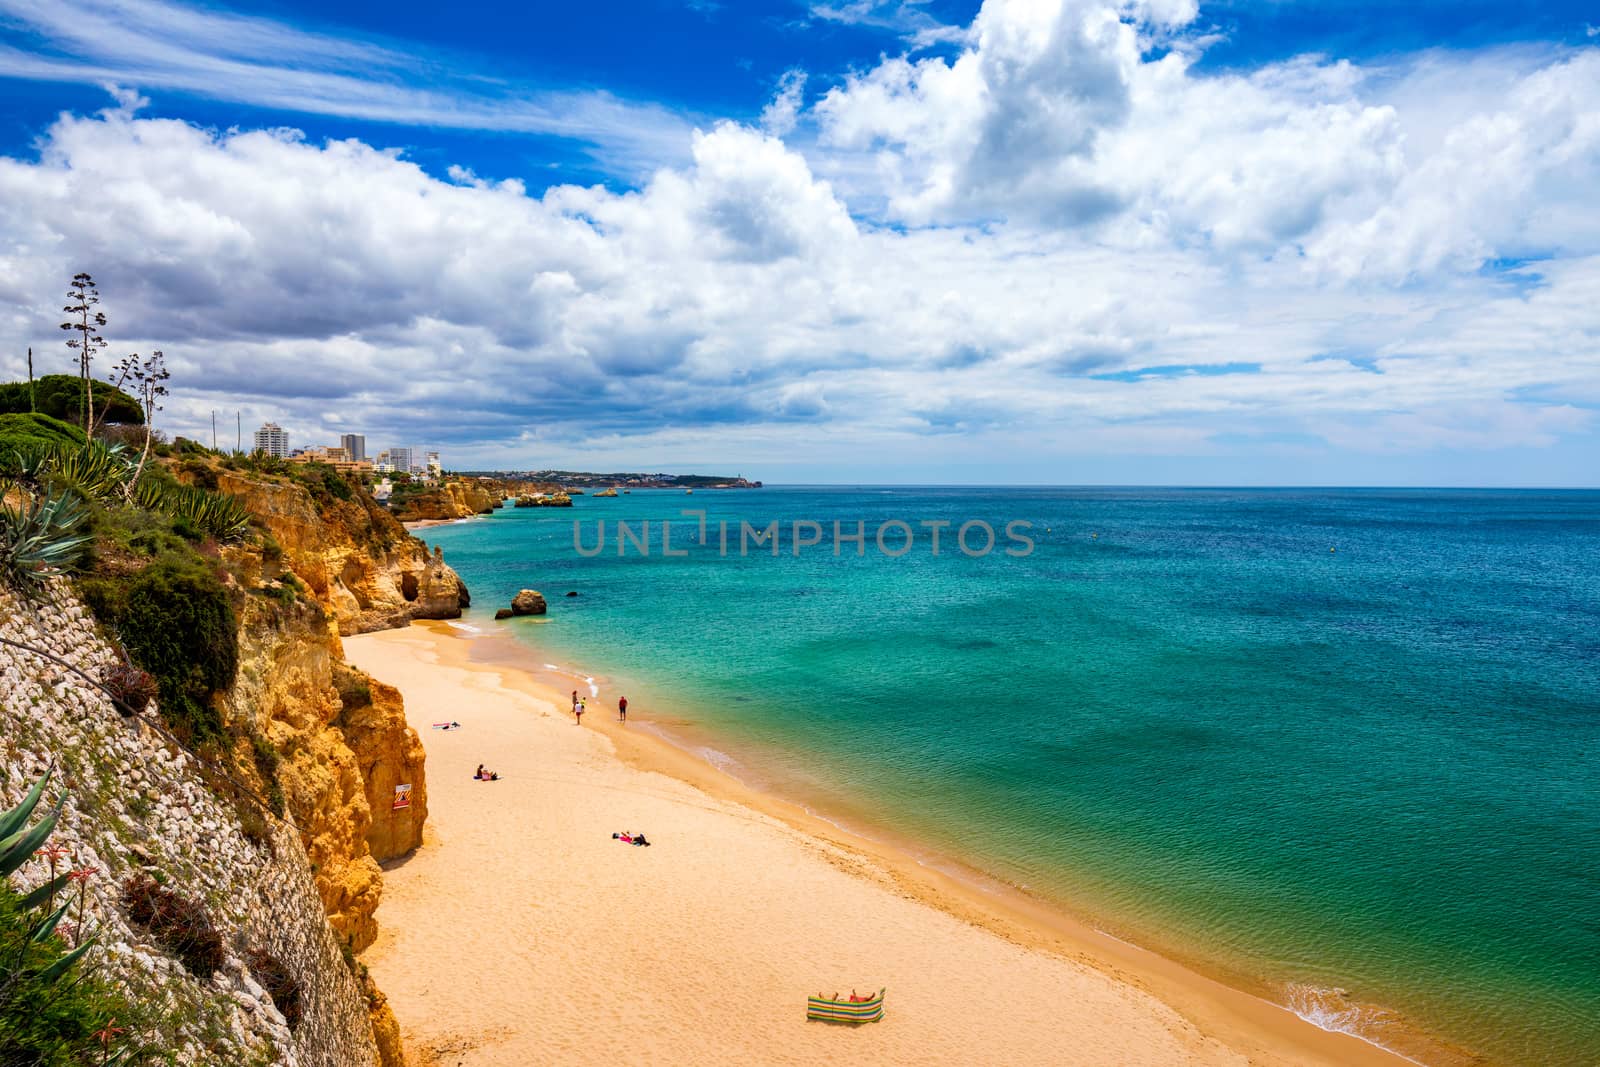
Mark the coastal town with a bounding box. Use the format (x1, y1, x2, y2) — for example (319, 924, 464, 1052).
(249, 421, 762, 518)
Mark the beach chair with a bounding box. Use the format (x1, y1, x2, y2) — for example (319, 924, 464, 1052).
(806, 988, 885, 1023)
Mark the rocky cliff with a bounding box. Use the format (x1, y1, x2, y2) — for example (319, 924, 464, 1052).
(388, 480, 506, 523)
(208, 468, 470, 636)
(1, 585, 386, 1066)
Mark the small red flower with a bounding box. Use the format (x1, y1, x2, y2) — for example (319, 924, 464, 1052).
(36, 845, 72, 862)
(67, 866, 97, 882)
(93, 1018, 126, 1049)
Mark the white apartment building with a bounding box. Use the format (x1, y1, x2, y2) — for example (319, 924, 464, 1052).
(253, 422, 289, 458)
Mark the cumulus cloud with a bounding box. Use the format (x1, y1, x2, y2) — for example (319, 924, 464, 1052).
(0, 0, 1594, 478)
(811, 0, 1600, 276)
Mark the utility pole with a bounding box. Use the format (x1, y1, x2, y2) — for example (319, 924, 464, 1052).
(26, 347, 34, 413)
(236, 412, 241, 453)
(212, 411, 217, 451)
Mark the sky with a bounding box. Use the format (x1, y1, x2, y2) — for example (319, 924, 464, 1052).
(0, 0, 1596, 484)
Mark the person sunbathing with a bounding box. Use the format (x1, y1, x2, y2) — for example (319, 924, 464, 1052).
(474, 765, 500, 781)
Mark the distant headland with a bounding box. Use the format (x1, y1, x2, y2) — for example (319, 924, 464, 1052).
(460, 469, 763, 489)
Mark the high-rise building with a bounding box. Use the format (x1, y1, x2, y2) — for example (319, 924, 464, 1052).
(253, 422, 289, 458)
(340, 434, 366, 462)
(426, 451, 441, 477)
(387, 447, 414, 474)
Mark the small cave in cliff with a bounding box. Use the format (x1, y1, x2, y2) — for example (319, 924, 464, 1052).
(341, 559, 373, 609)
(400, 572, 419, 602)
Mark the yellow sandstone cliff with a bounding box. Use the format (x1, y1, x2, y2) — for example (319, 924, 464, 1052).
(211, 468, 471, 634)
(389, 479, 506, 522)
(188, 465, 455, 1067)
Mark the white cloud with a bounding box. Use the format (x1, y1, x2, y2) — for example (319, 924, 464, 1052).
(761, 71, 809, 137)
(811, 0, 1600, 279)
(807, 1, 968, 48)
(0, 0, 1595, 478)
(0, 0, 696, 178)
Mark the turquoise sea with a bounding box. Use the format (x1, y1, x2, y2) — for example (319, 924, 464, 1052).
(418, 487, 1600, 1065)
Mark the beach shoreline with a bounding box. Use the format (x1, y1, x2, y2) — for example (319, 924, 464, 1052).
(345, 620, 1441, 1066)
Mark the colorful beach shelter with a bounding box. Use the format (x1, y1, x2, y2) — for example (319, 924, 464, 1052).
(806, 988, 886, 1023)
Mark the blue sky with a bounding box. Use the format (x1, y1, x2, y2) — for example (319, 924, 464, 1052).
(0, 0, 1596, 483)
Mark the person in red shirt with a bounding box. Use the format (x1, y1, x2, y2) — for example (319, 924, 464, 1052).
(618, 696, 628, 722)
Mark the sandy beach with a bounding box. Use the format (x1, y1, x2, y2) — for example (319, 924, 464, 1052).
(344, 623, 1417, 1067)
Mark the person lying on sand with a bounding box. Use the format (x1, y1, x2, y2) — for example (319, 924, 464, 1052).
(474, 764, 500, 781)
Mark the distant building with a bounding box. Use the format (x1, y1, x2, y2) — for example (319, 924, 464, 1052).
(388, 447, 414, 474)
(340, 434, 367, 462)
(426, 451, 442, 478)
(294, 445, 372, 474)
(254, 422, 289, 458)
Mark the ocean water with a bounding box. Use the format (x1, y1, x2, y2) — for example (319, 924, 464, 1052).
(418, 487, 1600, 1065)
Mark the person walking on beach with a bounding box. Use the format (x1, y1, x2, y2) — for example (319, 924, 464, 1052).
(571, 689, 578, 713)
(618, 696, 628, 723)
(575, 698, 584, 726)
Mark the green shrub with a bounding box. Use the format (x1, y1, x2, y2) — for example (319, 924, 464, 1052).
(0, 412, 84, 457)
(248, 733, 285, 818)
(105, 558, 238, 743)
(0, 375, 142, 425)
(178, 458, 219, 492)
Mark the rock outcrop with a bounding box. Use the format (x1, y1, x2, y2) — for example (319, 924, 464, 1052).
(511, 590, 547, 616)
(207, 468, 469, 635)
(1, 585, 384, 1066)
(514, 492, 572, 508)
(388, 480, 506, 523)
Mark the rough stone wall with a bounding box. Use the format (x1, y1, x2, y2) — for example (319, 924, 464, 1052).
(0, 585, 381, 1067)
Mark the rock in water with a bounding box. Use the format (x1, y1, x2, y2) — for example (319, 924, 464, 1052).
(494, 609, 513, 620)
(510, 590, 547, 616)
(565, 591, 579, 597)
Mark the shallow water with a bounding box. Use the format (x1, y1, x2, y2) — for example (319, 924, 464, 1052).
(418, 486, 1600, 1065)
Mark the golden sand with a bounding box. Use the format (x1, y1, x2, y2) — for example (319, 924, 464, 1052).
(345, 622, 1413, 1067)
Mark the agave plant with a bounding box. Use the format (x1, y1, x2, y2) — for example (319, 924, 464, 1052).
(47, 441, 134, 503)
(0, 771, 93, 985)
(133, 481, 251, 543)
(0, 489, 93, 596)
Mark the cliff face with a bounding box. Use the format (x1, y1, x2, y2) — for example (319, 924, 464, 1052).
(221, 594, 415, 956)
(210, 469, 469, 636)
(0, 585, 382, 1067)
(389, 480, 505, 523)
